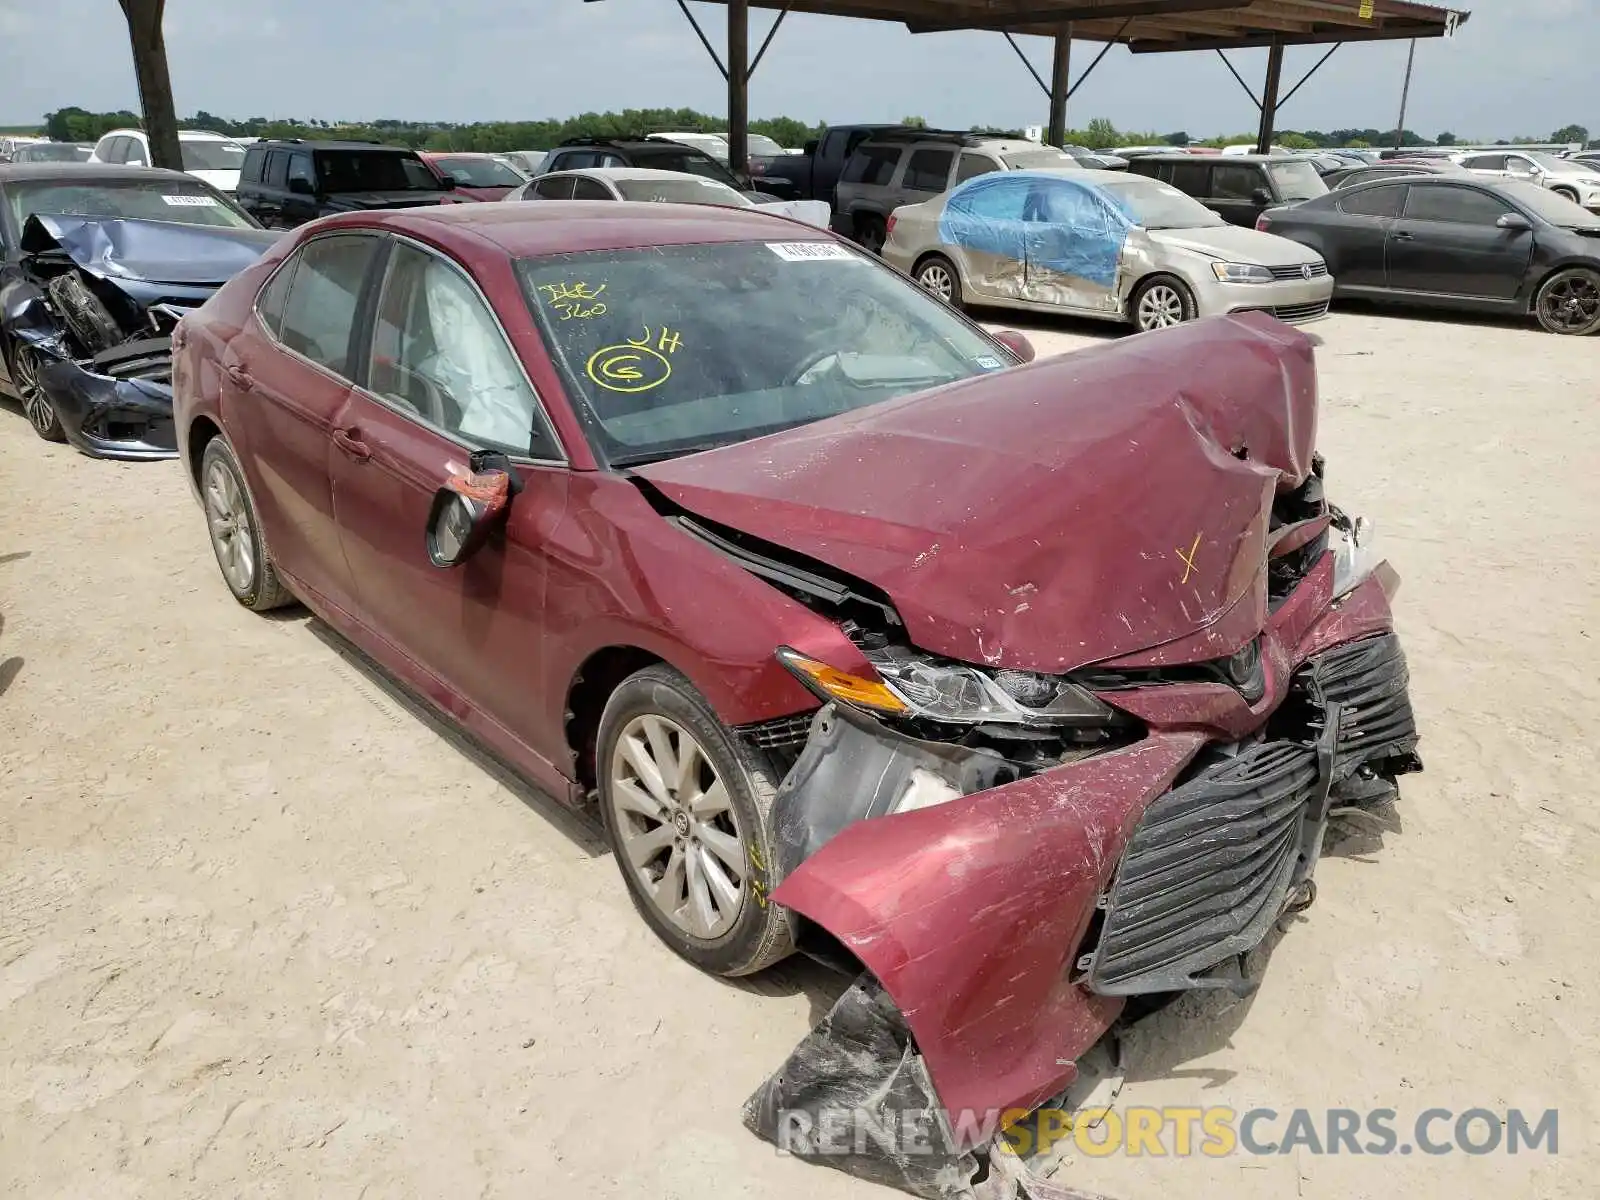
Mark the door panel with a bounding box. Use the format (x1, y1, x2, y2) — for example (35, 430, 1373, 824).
(1385, 185, 1532, 299)
(1327, 185, 1406, 289)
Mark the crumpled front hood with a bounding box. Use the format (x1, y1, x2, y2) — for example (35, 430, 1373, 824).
(637, 312, 1318, 673)
(21, 214, 280, 286)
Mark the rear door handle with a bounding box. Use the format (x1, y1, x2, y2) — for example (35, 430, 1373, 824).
(332, 426, 371, 462)
(225, 364, 253, 390)
(1392, 231, 1414, 241)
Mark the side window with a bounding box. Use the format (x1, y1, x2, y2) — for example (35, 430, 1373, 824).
(842, 145, 900, 185)
(955, 152, 1000, 184)
(572, 177, 613, 200)
(1463, 154, 1504, 171)
(254, 257, 298, 336)
(287, 154, 315, 189)
(106, 137, 132, 164)
(263, 151, 288, 187)
(1212, 165, 1262, 200)
(902, 148, 955, 193)
(598, 154, 627, 168)
(125, 137, 148, 166)
(534, 175, 576, 200)
(1402, 185, 1511, 225)
(367, 243, 551, 456)
(277, 235, 381, 375)
(1169, 162, 1210, 195)
(819, 130, 846, 160)
(1337, 184, 1406, 218)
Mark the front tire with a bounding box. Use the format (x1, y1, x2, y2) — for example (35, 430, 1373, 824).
(1130, 275, 1198, 332)
(10, 345, 65, 442)
(200, 437, 295, 610)
(597, 665, 794, 976)
(914, 254, 964, 308)
(1551, 187, 1580, 205)
(1533, 267, 1600, 336)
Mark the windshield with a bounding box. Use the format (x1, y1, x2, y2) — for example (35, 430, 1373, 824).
(1500, 179, 1600, 228)
(313, 150, 445, 193)
(1099, 177, 1225, 229)
(6, 178, 259, 231)
(614, 178, 748, 206)
(432, 155, 525, 187)
(1001, 148, 1077, 169)
(517, 240, 1008, 464)
(746, 134, 785, 157)
(633, 148, 742, 189)
(179, 140, 246, 170)
(1265, 160, 1328, 201)
(16, 143, 84, 163)
(1521, 152, 1572, 172)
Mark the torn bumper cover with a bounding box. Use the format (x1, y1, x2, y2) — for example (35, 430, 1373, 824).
(743, 566, 1419, 1198)
(32, 337, 178, 459)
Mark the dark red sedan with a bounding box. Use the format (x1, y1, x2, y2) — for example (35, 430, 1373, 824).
(171, 202, 1418, 1188)
(419, 152, 528, 201)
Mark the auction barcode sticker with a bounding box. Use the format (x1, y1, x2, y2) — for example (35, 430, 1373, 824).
(766, 241, 854, 262)
(162, 194, 218, 206)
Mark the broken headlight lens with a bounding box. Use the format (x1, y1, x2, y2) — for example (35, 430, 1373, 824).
(1331, 517, 1381, 600)
(1211, 262, 1275, 284)
(864, 645, 1116, 727)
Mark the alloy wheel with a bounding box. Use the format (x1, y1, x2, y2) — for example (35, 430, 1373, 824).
(1137, 284, 1186, 330)
(918, 262, 954, 301)
(13, 348, 60, 438)
(203, 460, 257, 594)
(1539, 272, 1600, 334)
(608, 713, 748, 940)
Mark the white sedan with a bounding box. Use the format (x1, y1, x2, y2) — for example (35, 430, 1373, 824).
(504, 166, 830, 227)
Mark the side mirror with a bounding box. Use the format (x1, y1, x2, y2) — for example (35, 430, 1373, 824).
(992, 329, 1036, 364)
(1496, 212, 1532, 231)
(1251, 187, 1274, 206)
(439, 175, 457, 191)
(426, 451, 523, 568)
(803, 139, 819, 157)
(288, 177, 315, 196)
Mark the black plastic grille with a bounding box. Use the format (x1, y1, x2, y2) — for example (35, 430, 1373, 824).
(1268, 262, 1329, 281)
(1272, 299, 1331, 323)
(737, 711, 816, 751)
(1083, 741, 1318, 994)
(1301, 633, 1418, 777)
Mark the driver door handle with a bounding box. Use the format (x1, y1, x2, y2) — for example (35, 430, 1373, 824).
(225, 364, 254, 390)
(332, 426, 371, 462)
(1392, 231, 1414, 241)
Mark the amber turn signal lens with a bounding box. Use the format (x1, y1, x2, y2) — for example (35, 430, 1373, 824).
(776, 649, 908, 714)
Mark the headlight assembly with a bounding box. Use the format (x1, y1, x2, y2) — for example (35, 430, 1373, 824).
(1331, 516, 1382, 600)
(1211, 261, 1274, 284)
(778, 644, 1118, 728)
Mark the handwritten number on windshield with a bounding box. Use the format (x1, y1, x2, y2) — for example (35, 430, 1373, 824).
(539, 280, 608, 321)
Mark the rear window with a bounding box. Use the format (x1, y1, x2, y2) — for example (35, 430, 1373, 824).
(613, 178, 746, 206)
(1266, 160, 1328, 202)
(998, 148, 1076, 169)
(630, 148, 742, 189)
(431, 155, 525, 188)
(180, 140, 246, 171)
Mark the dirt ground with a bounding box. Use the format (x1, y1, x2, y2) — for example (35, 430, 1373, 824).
(1, 307, 1595, 1200)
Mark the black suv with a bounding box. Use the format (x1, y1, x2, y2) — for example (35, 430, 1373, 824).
(235, 139, 455, 229)
(1127, 154, 1329, 226)
(537, 137, 776, 200)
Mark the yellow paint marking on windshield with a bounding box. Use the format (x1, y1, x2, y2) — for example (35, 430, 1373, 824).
(586, 326, 684, 393)
(538, 280, 608, 321)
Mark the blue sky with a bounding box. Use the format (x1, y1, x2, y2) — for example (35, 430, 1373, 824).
(0, 1, 1592, 140)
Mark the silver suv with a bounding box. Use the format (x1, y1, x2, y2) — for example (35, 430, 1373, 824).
(835, 130, 1079, 252)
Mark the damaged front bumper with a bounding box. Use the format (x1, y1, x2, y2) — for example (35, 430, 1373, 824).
(744, 559, 1419, 1198)
(32, 335, 178, 460)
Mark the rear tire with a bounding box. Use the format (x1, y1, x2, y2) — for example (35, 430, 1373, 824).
(1130, 275, 1198, 332)
(199, 438, 296, 611)
(853, 213, 887, 255)
(597, 664, 794, 977)
(1533, 267, 1600, 336)
(914, 254, 964, 308)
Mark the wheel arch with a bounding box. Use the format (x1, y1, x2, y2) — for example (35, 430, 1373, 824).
(564, 644, 666, 794)
(186, 414, 224, 487)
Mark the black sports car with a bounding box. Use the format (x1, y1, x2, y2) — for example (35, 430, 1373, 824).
(1257, 175, 1600, 335)
(0, 163, 279, 458)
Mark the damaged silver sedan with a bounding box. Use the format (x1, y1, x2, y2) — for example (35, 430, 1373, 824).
(0, 163, 278, 458)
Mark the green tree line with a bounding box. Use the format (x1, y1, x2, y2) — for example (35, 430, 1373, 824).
(37, 105, 1595, 152)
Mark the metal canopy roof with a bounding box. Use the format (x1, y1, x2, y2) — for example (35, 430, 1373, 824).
(674, 1, 1469, 52)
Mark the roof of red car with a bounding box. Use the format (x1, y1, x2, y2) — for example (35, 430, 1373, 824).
(354, 201, 832, 259)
